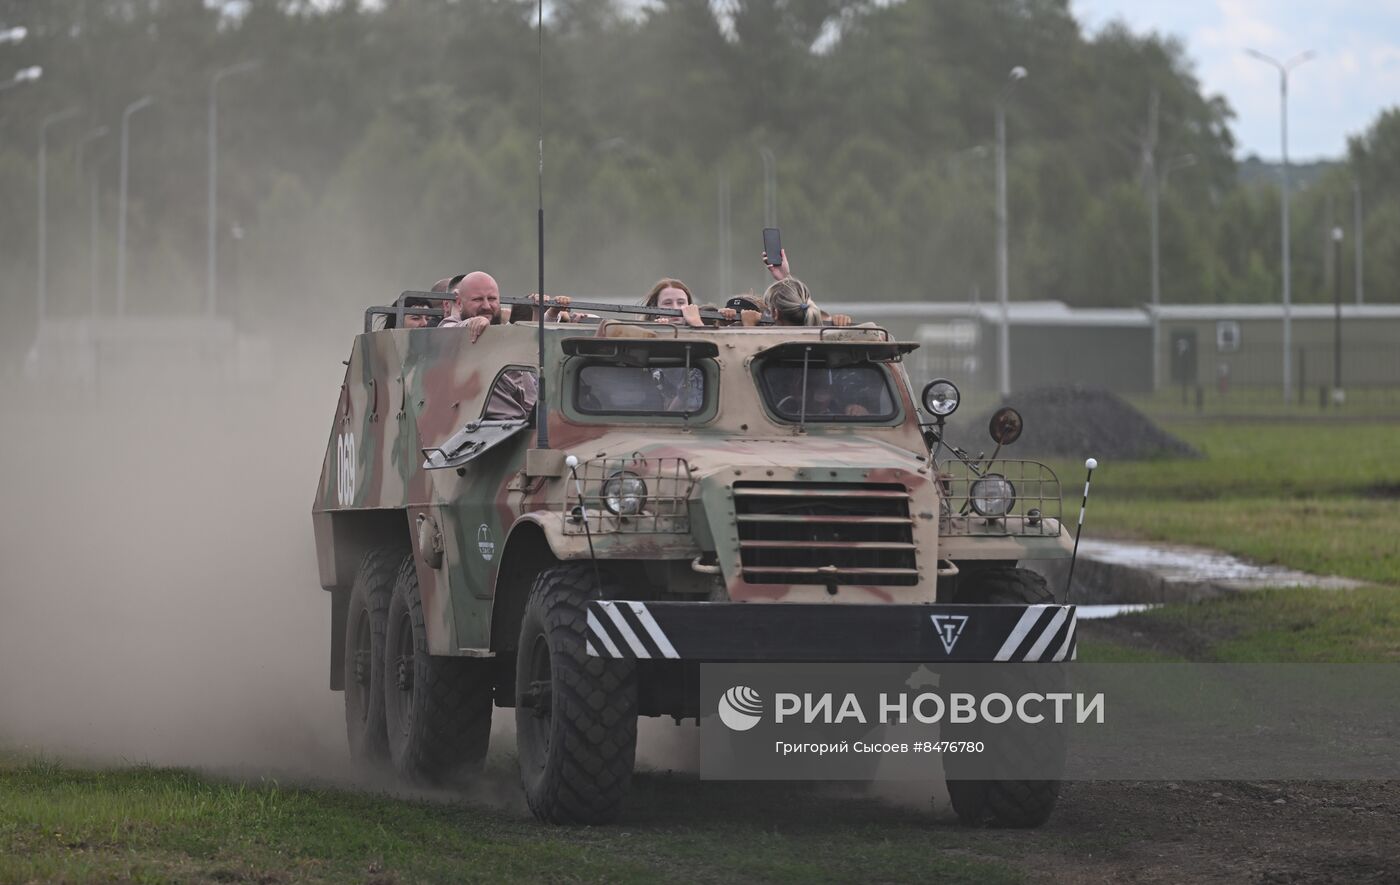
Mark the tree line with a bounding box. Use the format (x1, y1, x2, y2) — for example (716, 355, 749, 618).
(0, 0, 1395, 352)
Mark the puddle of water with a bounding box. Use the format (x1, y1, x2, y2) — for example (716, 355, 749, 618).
(1077, 603, 1162, 620)
(1078, 539, 1360, 590)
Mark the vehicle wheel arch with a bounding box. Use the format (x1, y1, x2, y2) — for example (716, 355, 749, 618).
(319, 507, 412, 690)
(489, 517, 562, 658)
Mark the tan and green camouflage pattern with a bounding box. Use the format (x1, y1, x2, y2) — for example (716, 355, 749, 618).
(312, 322, 1073, 655)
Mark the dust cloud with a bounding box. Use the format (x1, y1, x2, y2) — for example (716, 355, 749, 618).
(0, 333, 355, 779)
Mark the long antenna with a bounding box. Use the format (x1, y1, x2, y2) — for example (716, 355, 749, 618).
(535, 0, 549, 449)
(1064, 457, 1098, 602)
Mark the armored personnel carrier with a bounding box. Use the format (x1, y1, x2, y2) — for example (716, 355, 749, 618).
(313, 297, 1078, 826)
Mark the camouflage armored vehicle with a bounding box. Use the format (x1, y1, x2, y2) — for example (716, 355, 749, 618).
(313, 297, 1079, 826)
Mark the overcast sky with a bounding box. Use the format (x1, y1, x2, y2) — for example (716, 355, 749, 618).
(1072, 0, 1400, 161)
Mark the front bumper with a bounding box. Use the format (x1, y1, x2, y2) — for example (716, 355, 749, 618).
(585, 601, 1077, 663)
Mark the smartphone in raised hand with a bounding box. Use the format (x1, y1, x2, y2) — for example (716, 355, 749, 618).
(762, 228, 782, 267)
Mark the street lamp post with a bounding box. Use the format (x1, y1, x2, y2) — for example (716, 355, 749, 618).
(1148, 149, 1195, 391)
(117, 95, 154, 316)
(995, 65, 1028, 400)
(37, 107, 81, 324)
(89, 153, 103, 316)
(76, 126, 110, 318)
(717, 171, 732, 298)
(1331, 226, 1343, 399)
(1149, 154, 1197, 307)
(207, 60, 259, 316)
(1353, 179, 1364, 305)
(1246, 48, 1314, 403)
(758, 146, 776, 229)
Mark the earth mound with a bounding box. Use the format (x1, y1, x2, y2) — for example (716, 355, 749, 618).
(965, 385, 1201, 461)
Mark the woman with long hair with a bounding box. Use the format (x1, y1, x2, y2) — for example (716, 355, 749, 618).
(643, 278, 706, 326)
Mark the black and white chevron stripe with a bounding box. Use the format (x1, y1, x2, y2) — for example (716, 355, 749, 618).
(993, 603, 1077, 662)
(586, 601, 680, 660)
(584, 600, 1076, 662)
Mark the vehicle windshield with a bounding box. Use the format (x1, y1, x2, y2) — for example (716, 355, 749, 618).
(575, 362, 707, 415)
(758, 358, 896, 421)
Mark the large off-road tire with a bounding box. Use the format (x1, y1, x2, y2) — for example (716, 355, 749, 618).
(515, 564, 638, 824)
(383, 557, 493, 784)
(945, 565, 1063, 828)
(343, 547, 400, 765)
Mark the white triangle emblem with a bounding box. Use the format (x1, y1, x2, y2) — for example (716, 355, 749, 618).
(931, 614, 969, 654)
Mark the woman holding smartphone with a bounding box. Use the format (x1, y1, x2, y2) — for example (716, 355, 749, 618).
(746, 247, 852, 327)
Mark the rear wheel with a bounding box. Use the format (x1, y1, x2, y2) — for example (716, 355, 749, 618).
(945, 566, 1063, 828)
(383, 557, 493, 784)
(515, 564, 638, 824)
(343, 548, 399, 765)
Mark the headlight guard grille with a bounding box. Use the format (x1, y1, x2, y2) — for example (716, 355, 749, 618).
(937, 459, 1062, 537)
(562, 456, 694, 534)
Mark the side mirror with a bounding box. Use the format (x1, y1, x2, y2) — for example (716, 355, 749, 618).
(988, 407, 1023, 445)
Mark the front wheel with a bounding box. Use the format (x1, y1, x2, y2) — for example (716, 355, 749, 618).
(515, 564, 638, 824)
(944, 565, 1064, 828)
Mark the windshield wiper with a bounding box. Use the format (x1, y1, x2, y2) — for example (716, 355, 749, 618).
(798, 346, 811, 433)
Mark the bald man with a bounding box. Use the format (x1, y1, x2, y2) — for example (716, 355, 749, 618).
(438, 271, 502, 342)
(440, 271, 571, 341)
(436, 271, 540, 420)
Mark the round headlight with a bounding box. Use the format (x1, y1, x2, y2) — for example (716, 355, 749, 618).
(969, 474, 1016, 518)
(602, 472, 647, 516)
(922, 379, 960, 417)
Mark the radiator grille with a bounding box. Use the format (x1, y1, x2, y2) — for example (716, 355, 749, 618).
(732, 482, 918, 586)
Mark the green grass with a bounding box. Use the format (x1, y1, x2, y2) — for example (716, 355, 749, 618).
(1042, 418, 1400, 663)
(0, 754, 1024, 885)
(1043, 421, 1400, 585)
(1149, 585, 1400, 662)
(1074, 640, 1181, 663)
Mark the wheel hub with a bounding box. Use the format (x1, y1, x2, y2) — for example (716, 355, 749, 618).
(352, 648, 370, 686)
(520, 680, 552, 718)
(395, 654, 414, 692)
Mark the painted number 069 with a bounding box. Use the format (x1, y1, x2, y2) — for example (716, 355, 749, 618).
(336, 432, 356, 507)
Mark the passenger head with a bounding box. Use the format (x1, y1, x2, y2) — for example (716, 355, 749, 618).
(402, 295, 434, 329)
(764, 277, 821, 326)
(430, 276, 458, 315)
(455, 271, 501, 322)
(645, 278, 693, 324)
